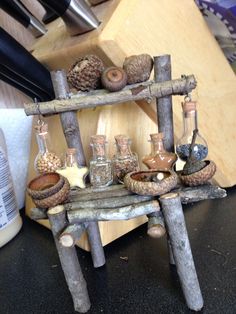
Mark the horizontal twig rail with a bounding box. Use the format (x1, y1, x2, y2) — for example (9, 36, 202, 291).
(24, 75, 197, 116)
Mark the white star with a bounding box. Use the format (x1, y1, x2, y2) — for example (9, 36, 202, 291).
(57, 165, 88, 189)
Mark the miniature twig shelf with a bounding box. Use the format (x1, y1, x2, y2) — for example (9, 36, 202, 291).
(24, 54, 227, 313)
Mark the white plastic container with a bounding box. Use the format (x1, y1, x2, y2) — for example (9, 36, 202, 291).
(0, 128, 22, 247)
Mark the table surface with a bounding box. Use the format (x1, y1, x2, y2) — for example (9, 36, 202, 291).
(1, 187, 236, 314)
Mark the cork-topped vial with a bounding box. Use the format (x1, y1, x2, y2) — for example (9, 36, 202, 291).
(142, 133, 177, 170)
(89, 135, 113, 187)
(112, 135, 139, 183)
(176, 101, 208, 162)
(34, 123, 61, 174)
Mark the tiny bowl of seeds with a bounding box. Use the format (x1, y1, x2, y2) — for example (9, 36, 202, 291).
(124, 169, 178, 196)
(27, 173, 70, 209)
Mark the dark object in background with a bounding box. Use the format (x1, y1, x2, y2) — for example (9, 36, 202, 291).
(38, 0, 59, 24)
(0, 27, 55, 101)
(39, 0, 100, 35)
(0, 0, 47, 37)
(0, 65, 51, 101)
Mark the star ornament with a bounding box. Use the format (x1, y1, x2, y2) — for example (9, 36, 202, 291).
(56, 165, 88, 189)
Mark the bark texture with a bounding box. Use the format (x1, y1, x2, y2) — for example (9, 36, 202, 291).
(59, 223, 86, 247)
(174, 184, 226, 204)
(47, 206, 90, 313)
(160, 193, 203, 311)
(67, 200, 160, 224)
(24, 75, 197, 116)
(65, 194, 154, 210)
(50, 70, 104, 268)
(154, 55, 174, 152)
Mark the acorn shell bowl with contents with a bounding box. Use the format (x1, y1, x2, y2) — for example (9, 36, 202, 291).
(124, 170, 178, 196)
(180, 160, 216, 186)
(27, 173, 70, 209)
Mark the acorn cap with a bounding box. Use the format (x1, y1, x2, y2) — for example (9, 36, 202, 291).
(150, 133, 164, 141)
(123, 54, 153, 84)
(67, 55, 104, 91)
(182, 101, 197, 113)
(101, 67, 127, 92)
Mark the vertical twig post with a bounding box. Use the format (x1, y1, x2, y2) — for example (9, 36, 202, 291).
(47, 206, 91, 313)
(50, 70, 106, 268)
(160, 193, 203, 311)
(50, 70, 86, 165)
(87, 222, 105, 268)
(154, 55, 174, 152)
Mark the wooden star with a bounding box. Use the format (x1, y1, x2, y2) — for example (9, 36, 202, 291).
(56, 165, 88, 189)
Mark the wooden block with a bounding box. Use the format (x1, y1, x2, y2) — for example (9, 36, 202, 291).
(26, 0, 236, 249)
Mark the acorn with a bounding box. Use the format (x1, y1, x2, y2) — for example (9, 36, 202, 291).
(101, 66, 127, 92)
(123, 54, 153, 84)
(67, 55, 104, 91)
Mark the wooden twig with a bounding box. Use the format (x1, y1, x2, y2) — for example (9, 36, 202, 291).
(67, 200, 160, 224)
(50, 70, 105, 268)
(47, 206, 90, 313)
(24, 75, 197, 116)
(86, 222, 106, 268)
(146, 211, 166, 238)
(68, 184, 133, 201)
(154, 55, 174, 152)
(51, 70, 86, 166)
(173, 184, 227, 204)
(65, 194, 154, 210)
(59, 223, 86, 248)
(160, 193, 203, 311)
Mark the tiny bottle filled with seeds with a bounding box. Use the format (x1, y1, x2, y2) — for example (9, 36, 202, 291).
(89, 135, 113, 187)
(112, 135, 139, 183)
(176, 99, 208, 162)
(34, 123, 61, 174)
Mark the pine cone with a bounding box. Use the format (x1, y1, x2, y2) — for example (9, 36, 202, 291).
(67, 55, 104, 91)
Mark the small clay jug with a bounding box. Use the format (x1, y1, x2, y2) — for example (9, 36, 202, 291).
(142, 133, 177, 170)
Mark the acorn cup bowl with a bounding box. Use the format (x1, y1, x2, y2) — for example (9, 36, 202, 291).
(179, 160, 216, 187)
(124, 169, 178, 196)
(27, 173, 70, 209)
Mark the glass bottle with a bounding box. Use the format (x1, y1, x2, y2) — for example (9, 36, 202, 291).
(34, 123, 61, 174)
(89, 135, 113, 187)
(0, 128, 22, 247)
(142, 133, 177, 170)
(176, 100, 208, 162)
(112, 135, 139, 184)
(59, 148, 88, 189)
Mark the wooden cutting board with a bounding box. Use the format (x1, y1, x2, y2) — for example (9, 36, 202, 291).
(26, 0, 236, 250)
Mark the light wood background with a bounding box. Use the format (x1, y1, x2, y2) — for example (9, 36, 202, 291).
(0, 0, 44, 108)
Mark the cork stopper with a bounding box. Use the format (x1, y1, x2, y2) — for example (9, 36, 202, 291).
(150, 133, 164, 141)
(67, 148, 77, 155)
(115, 134, 130, 145)
(34, 123, 48, 134)
(90, 135, 106, 145)
(182, 101, 197, 113)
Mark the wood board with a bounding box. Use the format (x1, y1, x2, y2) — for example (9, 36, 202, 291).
(26, 0, 236, 250)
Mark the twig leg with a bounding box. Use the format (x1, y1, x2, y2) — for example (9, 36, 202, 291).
(47, 206, 91, 313)
(160, 193, 203, 311)
(167, 236, 175, 265)
(86, 222, 106, 268)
